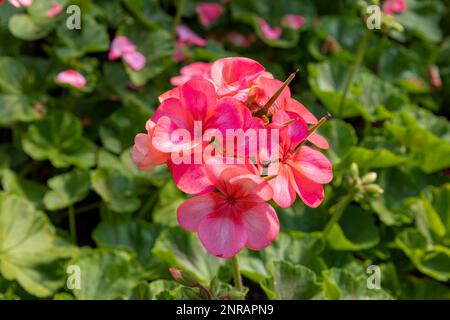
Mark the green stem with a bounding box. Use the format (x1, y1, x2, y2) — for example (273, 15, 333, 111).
(137, 192, 158, 219)
(230, 255, 243, 293)
(68, 205, 77, 244)
(321, 192, 354, 240)
(337, 30, 370, 118)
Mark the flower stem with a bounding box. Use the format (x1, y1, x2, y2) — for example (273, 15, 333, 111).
(230, 255, 243, 293)
(68, 205, 77, 244)
(337, 30, 370, 118)
(321, 192, 354, 240)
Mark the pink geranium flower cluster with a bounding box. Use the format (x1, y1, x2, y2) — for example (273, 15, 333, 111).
(132, 57, 332, 258)
(383, 0, 407, 15)
(109, 36, 146, 71)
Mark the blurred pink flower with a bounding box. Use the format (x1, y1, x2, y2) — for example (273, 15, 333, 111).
(109, 36, 146, 71)
(281, 14, 305, 29)
(8, 0, 32, 7)
(174, 25, 207, 62)
(197, 2, 223, 27)
(46, 3, 63, 17)
(258, 18, 282, 40)
(170, 62, 213, 86)
(383, 0, 407, 15)
(56, 70, 86, 89)
(177, 164, 279, 258)
(226, 32, 252, 48)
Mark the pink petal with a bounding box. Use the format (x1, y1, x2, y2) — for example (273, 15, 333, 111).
(284, 98, 317, 124)
(46, 3, 63, 17)
(158, 87, 180, 103)
(109, 36, 137, 60)
(179, 79, 217, 120)
(205, 97, 244, 134)
(289, 146, 333, 184)
(176, 25, 207, 46)
(198, 211, 247, 258)
(177, 193, 222, 231)
(258, 18, 282, 40)
(56, 70, 86, 89)
(307, 132, 330, 149)
(169, 160, 214, 195)
(291, 169, 325, 208)
(197, 2, 223, 27)
(281, 14, 305, 30)
(123, 51, 146, 71)
(268, 165, 297, 208)
(152, 98, 191, 130)
(170, 62, 213, 86)
(152, 116, 194, 153)
(226, 32, 252, 48)
(240, 202, 279, 250)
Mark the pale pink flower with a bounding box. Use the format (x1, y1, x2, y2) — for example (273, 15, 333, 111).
(56, 70, 86, 89)
(177, 164, 279, 258)
(383, 0, 407, 15)
(281, 14, 305, 29)
(46, 3, 63, 17)
(258, 18, 282, 40)
(170, 62, 213, 86)
(226, 32, 252, 48)
(197, 2, 223, 27)
(109, 36, 146, 71)
(131, 120, 170, 171)
(173, 25, 207, 62)
(8, 0, 33, 7)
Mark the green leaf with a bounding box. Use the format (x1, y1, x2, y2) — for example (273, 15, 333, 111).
(152, 227, 224, 284)
(318, 119, 357, 165)
(326, 205, 380, 251)
(395, 228, 450, 282)
(308, 61, 408, 120)
(1, 169, 47, 209)
(384, 108, 450, 173)
(260, 261, 322, 300)
(93, 220, 167, 279)
(91, 167, 141, 213)
(8, 14, 53, 41)
(152, 180, 186, 227)
(421, 184, 450, 242)
(121, 0, 173, 30)
(55, 14, 109, 59)
(322, 268, 393, 300)
(240, 232, 326, 283)
(69, 249, 140, 300)
(22, 110, 97, 168)
(0, 193, 76, 297)
(43, 169, 91, 210)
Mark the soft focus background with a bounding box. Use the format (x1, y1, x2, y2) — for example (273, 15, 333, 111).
(0, 0, 449, 300)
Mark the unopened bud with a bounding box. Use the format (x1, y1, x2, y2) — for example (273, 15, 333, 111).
(362, 172, 377, 184)
(365, 184, 384, 195)
(169, 268, 198, 287)
(350, 163, 359, 178)
(219, 290, 246, 300)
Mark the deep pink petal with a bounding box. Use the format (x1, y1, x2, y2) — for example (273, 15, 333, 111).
(152, 116, 195, 153)
(258, 18, 282, 40)
(56, 70, 86, 88)
(169, 160, 214, 195)
(291, 170, 325, 208)
(176, 25, 207, 46)
(239, 202, 279, 250)
(198, 211, 247, 258)
(170, 62, 212, 86)
(46, 3, 63, 17)
(109, 36, 137, 60)
(307, 132, 330, 149)
(197, 3, 223, 27)
(180, 79, 217, 120)
(177, 193, 223, 231)
(281, 14, 305, 29)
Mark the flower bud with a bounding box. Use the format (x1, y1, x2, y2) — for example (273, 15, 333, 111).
(169, 268, 199, 287)
(350, 163, 359, 179)
(365, 184, 384, 195)
(362, 172, 377, 184)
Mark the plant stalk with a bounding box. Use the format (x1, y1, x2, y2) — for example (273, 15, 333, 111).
(68, 205, 77, 244)
(337, 30, 370, 118)
(230, 255, 243, 293)
(321, 192, 354, 240)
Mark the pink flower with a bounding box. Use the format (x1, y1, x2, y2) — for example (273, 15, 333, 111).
(177, 164, 279, 258)
(170, 62, 213, 86)
(262, 112, 332, 208)
(281, 14, 305, 29)
(46, 3, 63, 17)
(197, 2, 223, 27)
(109, 36, 146, 71)
(383, 0, 407, 15)
(131, 120, 170, 171)
(150, 80, 245, 194)
(258, 18, 282, 40)
(56, 70, 86, 89)
(226, 32, 252, 48)
(174, 25, 207, 62)
(7, 0, 32, 7)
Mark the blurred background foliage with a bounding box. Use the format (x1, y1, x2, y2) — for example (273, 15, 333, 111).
(0, 0, 449, 300)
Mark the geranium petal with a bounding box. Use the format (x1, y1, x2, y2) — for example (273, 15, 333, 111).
(290, 146, 333, 184)
(268, 165, 297, 208)
(177, 193, 222, 231)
